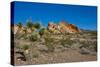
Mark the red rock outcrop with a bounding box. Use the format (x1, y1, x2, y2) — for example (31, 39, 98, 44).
(48, 21, 81, 33)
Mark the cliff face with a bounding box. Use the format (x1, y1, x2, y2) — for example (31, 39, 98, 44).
(48, 21, 81, 33)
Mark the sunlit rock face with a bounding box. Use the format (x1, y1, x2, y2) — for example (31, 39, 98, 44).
(48, 21, 81, 33)
(11, 25, 26, 34)
(59, 22, 80, 33)
(47, 22, 61, 34)
(11, 25, 19, 34)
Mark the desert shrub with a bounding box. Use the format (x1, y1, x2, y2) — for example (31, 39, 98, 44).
(29, 35, 38, 41)
(46, 44, 54, 52)
(16, 44, 30, 50)
(44, 37, 55, 52)
(60, 38, 73, 48)
(26, 21, 33, 29)
(14, 33, 26, 40)
(15, 44, 21, 49)
(23, 35, 28, 40)
(80, 41, 90, 48)
(22, 45, 30, 50)
(88, 42, 97, 52)
(31, 49, 39, 58)
(32, 53, 39, 58)
(17, 22, 23, 29)
(94, 44, 97, 52)
(33, 23, 41, 29)
(80, 41, 97, 52)
(20, 34, 28, 40)
(29, 32, 40, 41)
(39, 28, 45, 36)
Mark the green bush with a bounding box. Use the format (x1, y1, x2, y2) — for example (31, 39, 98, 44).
(60, 38, 73, 47)
(32, 53, 39, 58)
(29, 35, 38, 41)
(80, 41, 97, 52)
(89, 43, 97, 52)
(94, 44, 97, 52)
(33, 23, 41, 29)
(15, 44, 30, 51)
(22, 45, 30, 50)
(45, 37, 54, 52)
(29, 32, 40, 41)
(39, 28, 45, 36)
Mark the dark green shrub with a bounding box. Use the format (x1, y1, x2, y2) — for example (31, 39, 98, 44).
(17, 22, 23, 29)
(32, 53, 39, 58)
(29, 32, 40, 41)
(29, 35, 38, 41)
(45, 36, 54, 52)
(39, 28, 45, 36)
(60, 38, 73, 47)
(33, 23, 41, 29)
(22, 45, 30, 50)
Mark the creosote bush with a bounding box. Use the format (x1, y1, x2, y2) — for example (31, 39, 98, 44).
(29, 32, 40, 41)
(39, 28, 45, 36)
(44, 36, 55, 52)
(15, 44, 30, 50)
(32, 53, 39, 58)
(22, 45, 30, 50)
(60, 38, 73, 47)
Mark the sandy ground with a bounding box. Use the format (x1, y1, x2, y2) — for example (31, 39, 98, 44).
(15, 49, 97, 66)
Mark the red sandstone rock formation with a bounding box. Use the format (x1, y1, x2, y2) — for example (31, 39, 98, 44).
(48, 21, 81, 33)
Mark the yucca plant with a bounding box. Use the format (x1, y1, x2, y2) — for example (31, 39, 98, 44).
(33, 23, 41, 30)
(26, 20, 33, 33)
(17, 22, 23, 30)
(39, 28, 45, 36)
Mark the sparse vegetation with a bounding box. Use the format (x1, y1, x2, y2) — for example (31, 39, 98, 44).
(13, 20, 97, 65)
(33, 23, 41, 29)
(17, 22, 23, 29)
(44, 36, 55, 52)
(22, 45, 30, 50)
(26, 20, 33, 29)
(28, 32, 40, 41)
(39, 28, 45, 36)
(32, 53, 39, 58)
(60, 38, 73, 48)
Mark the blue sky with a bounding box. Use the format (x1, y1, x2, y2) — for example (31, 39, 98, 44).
(12, 1, 97, 30)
